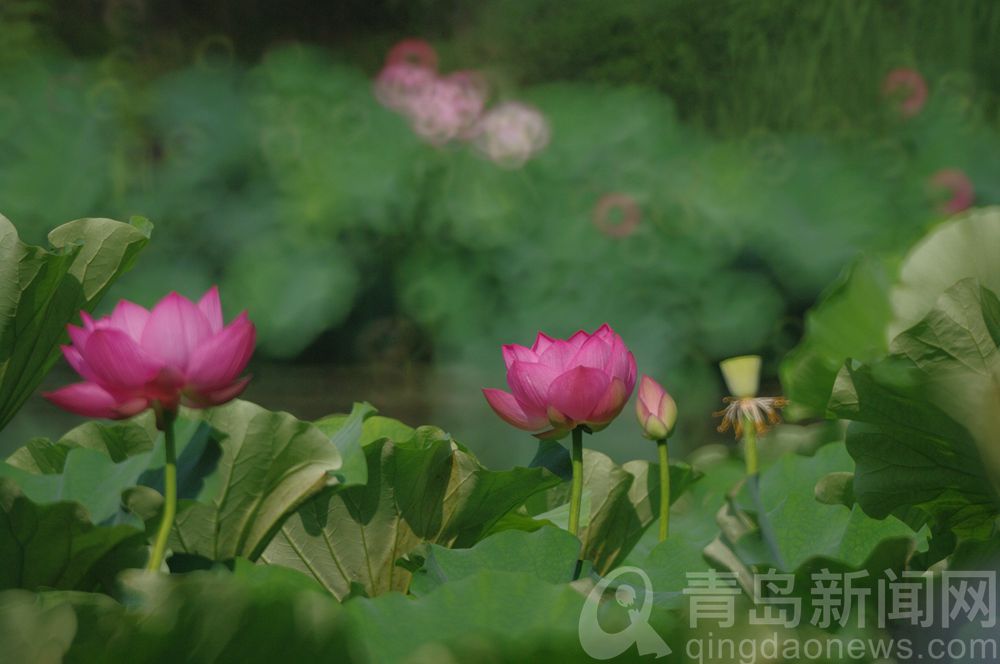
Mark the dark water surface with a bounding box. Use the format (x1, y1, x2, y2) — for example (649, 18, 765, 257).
(1, 361, 668, 469)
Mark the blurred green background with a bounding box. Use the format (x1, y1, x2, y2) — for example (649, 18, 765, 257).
(3, 0, 1000, 467)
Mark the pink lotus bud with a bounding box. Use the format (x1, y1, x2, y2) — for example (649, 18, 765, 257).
(44, 287, 255, 420)
(471, 101, 550, 168)
(882, 68, 928, 118)
(928, 168, 974, 214)
(635, 375, 677, 440)
(483, 324, 637, 439)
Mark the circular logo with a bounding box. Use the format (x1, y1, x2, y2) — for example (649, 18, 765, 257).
(578, 566, 671, 659)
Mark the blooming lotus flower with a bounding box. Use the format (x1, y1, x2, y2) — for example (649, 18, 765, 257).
(483, 324, 636, 439)
(635, 375, 677, 440)
(44, 287, 255, 420)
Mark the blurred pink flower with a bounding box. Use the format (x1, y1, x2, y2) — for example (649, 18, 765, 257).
(635, 375, 677, 440)
(45, 287, 255, 420)
(471, 101, 550, 168)
(882, 68, 928, 118)
(929, 168, 974, 214)
(483, 324, 637, 439)
(374, 62, 437, 114)
(592, 193, 642, 238)
(406, 70, 488, 145)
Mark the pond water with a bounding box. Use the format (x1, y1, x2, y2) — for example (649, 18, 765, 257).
(1, 361, 678, 470)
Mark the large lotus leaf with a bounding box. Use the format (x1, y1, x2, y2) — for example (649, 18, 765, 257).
(780, 256, 893, 417)
(888, 279, 1000, 496)
(166, 400, 347, 561)
(890, 207, 1000, 338)
(1, 412, 219, 526)
(0, 214, 151, 431)
(0, 478, 146, 592)
(520, 440, 701, 574)
(830, 280, 1000, 552)
(0, 416, 158, 523)
(724, 444, 921, 573)
(622, 456, 746, 600)
(0, 590, 78, 663)
(32, 565, 582, 663)
(344, 570, 587, 663)
(706, 445, 926, 625)
(27, 563, 353, 663)
(409, 526, 580, 596)
(312, 402, 378, 488)
(260, 425, 559, 599)
(781, 207, 1000, 418)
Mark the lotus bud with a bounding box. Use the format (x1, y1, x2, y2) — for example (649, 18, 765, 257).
(635, 375, 677, 440)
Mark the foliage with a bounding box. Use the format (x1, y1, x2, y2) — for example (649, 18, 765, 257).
(0, 215, 151, 431)
(0, 416, 157, 523)
(714, 443, 923, 577)
(261, 423, 560, 599)
(782, 207, 1000, 416)
(783, 209, 1000, 563)
(468, 0, 1000, 134)
(6, 24, 1000, 450)
(2, 12, 1000, 659)
(516, 440, 702, 574)
(0, 478, 146, 593)
(830, 280, 1000, 560)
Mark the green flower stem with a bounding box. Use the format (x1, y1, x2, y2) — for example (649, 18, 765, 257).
(567, 427, 584, 538)
(657, 438, 670, 542)
(147, 411, 178, 572)
(742, 418, 786, 570)
(743, 421, 759, 476)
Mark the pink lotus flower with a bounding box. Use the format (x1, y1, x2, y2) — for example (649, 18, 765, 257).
(929, 168, 974, 214)
(373, 38, 488, 146)
(483, 324, 636, 439)
(635, 375, 677, 440)
(44, 287, 255, 420)
(374, 62, 437, 114)
(882, 68, 928, 118)
(406, 71, 488, 145)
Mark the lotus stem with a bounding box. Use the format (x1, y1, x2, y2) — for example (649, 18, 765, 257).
(742, 418, 786, 569)
(147, 411, 178, 572)
(657, 438, 670, 541)
(743, 419, 759, 476)
(568, 427, 584, 537)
